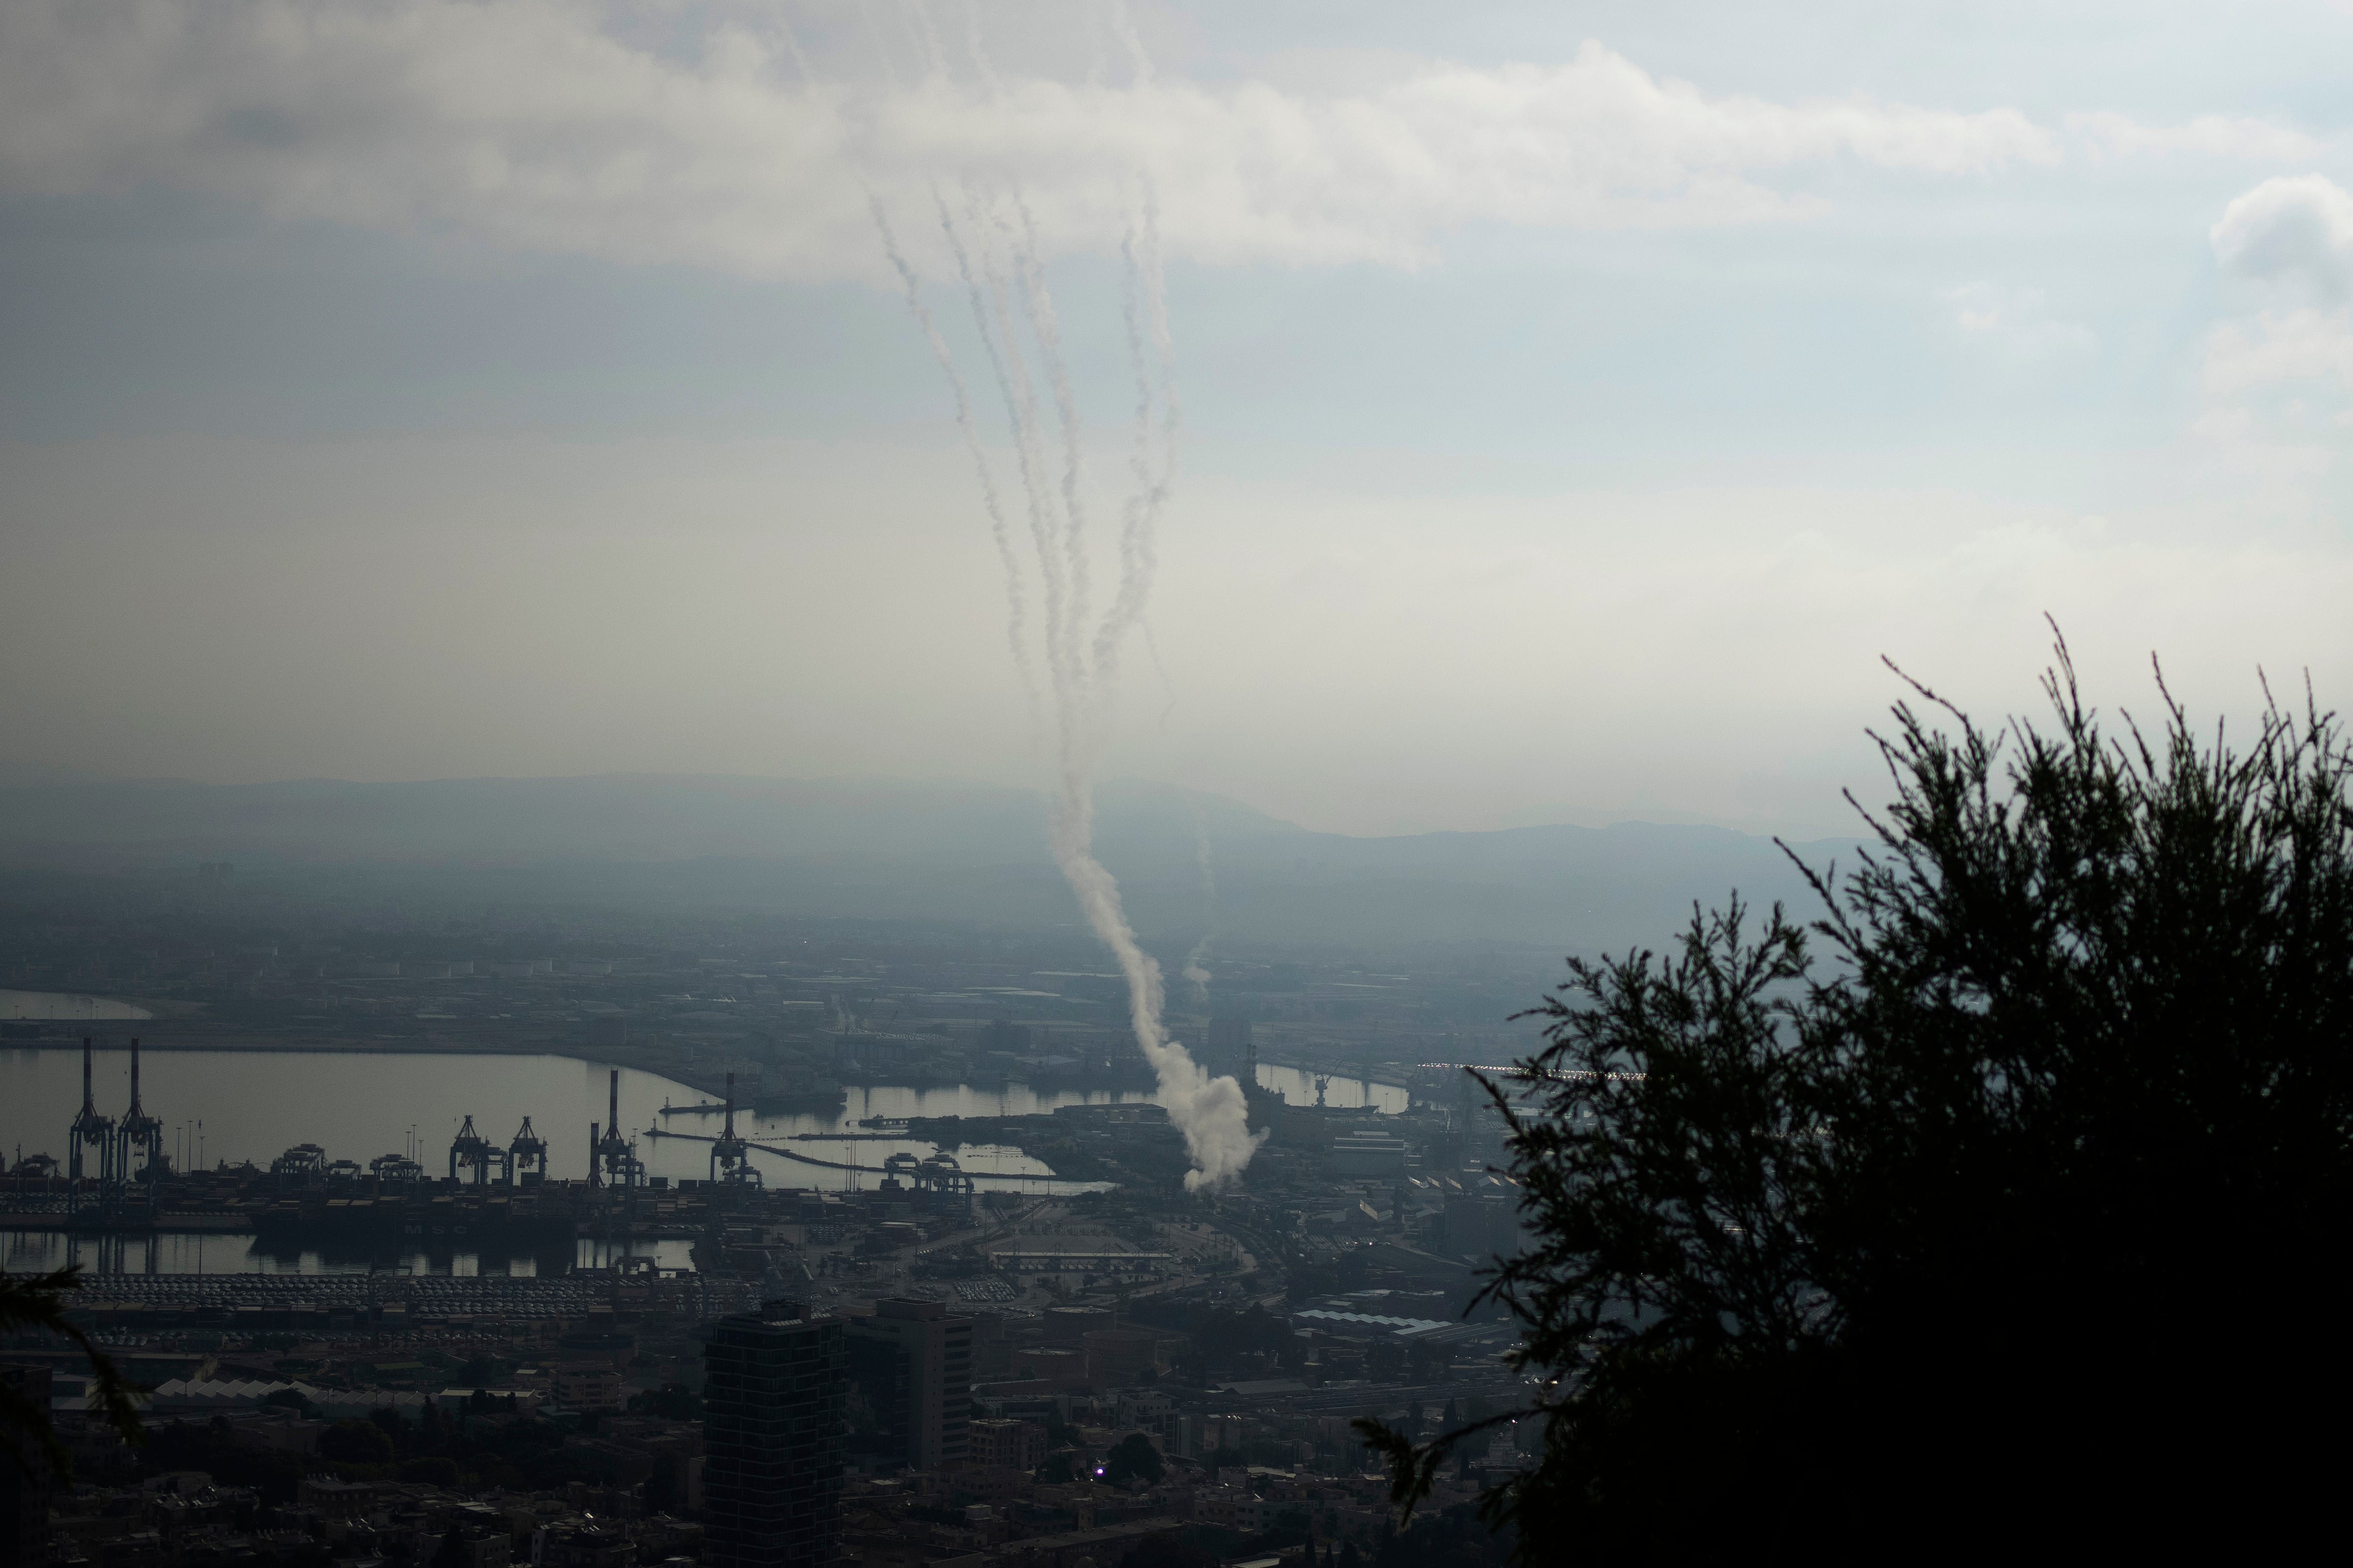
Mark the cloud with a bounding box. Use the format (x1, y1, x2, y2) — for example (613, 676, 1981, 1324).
(2196, 176, 2353, 480)
(2069, 112, 2321, 162)
(2202, 307, 2353, 402)
(2211, 174, 2353, 297)
(0, 0, 2058, 279)
(1942, 281, 2094, 359)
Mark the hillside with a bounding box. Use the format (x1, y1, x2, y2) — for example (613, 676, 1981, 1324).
(0, 775, 1855, 954)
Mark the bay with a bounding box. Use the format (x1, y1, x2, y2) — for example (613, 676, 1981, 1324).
(0, 1048, 1399, 1276)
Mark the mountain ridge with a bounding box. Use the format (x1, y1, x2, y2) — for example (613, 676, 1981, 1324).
(0, 773, 1860, 953)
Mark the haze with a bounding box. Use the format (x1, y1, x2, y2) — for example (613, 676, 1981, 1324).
(6, 1, 2353, 840)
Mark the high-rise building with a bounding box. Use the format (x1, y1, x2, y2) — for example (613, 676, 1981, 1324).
(845, 1298, 973, 1472)
(703, 1300, 846, 1568)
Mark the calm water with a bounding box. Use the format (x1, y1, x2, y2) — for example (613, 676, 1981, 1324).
(0, 1047, 1388, 1197)
(0, 989, 152, 1021)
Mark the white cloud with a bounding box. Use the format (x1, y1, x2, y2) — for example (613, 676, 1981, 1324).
(1942, 281, 2095, 358)
(2211, 174, 2353, 297)
(2069, 111, 2321, 162)
(0, 0, 2058, 279)
(2202, 307, 2353, 400)
(2197, 178, 2353, 484)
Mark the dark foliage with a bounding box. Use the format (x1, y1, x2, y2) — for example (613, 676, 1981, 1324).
(401, 1455, 462, 1487)
(1371, 1505, 1513, 1568)
(208, 1399, 569, 1495)
(319, 1419, 395, 1465)
(1361, 638, 2353, 1555)
(145, 1419, 308, 1504)
(626, 1382, 703, 1419)
(0, 1265, 146, 1478)
(1104, 1431, 1165, 1487)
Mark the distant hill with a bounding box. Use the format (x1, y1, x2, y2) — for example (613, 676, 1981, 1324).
(0, 774, 1858, 954)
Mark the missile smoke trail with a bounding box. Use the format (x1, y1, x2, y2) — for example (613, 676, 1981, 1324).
(868, 20, 1261, 1191)
(956, 184, 1073, 704)
(960, 0, 1003, 99)
(1009, 197, 1094, 672)
(1182, 789, 1218, 1005)
(1110, 0, 1156, 88)
(774, 14, 814, 83)
(870, 195, 1036, 714)
(1096, 182, 1176, 683)
(903, 0, 948, 81)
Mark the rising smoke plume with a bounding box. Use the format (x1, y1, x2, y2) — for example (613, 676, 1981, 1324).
(1181, 787, 1217, 1005)
(867, 15, 1261, 1191)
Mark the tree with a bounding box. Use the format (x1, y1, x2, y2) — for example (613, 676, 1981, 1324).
(0, 1266, 145, 1479)
(400, 1455, 461, 1487)
(626, 1383, 702, 1419)
(1104, 1431, 1165, 1488)
(1361, 638, 2353, 1554)
(431, 1525, 471, 1568)
(319, 1419, 395, 1466)
(260, 1388, 317, 1418)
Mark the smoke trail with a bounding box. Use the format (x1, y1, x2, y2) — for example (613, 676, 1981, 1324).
(1181, 788, 1217, 1005)
(957, 182, 1074, 709)
(1046, 788, 1261, 1189)
(1008, 197, 1094, 683)
(859, 0, 906, 86)
(869, 194, 1037, 714)
(865, 26, 1261, 1191)
(1109, 0, 1155, 87)
(904, 0, 949, 81)
(1084, 0, 1107, 88)
(774, 13, 815, 83)
(960, 0, 1002, 98)
(1138, 177, 1180, 468)
(1006, 239, 1258, 1188)
(1092, 189, 1170, 684)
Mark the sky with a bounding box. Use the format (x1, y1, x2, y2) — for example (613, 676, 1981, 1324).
(4, 1, 2353, 839)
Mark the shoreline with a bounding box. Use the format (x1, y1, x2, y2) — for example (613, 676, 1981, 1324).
(0, 1030, 1172, 1101)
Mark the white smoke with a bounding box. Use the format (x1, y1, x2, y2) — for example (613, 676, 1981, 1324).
(868, 12, 1261, 1192)
(870, 193, 1036, 717)
(1046, 775, 1259, 1189)
(1181, 787, 1217, 1006)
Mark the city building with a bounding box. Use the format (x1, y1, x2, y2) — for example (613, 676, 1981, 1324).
(1081, 1327, 1160, 1389)
(967, 1416, 1047, 1473)
(550, 1366, 623, 1410)
(703, 1300, 847, 1568)
(1328, 1128, 1409, 1177)
(846, 1298, 973, 1472)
